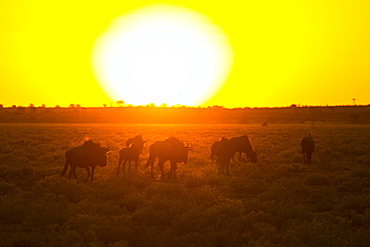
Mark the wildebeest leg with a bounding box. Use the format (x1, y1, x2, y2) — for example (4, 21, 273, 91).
(85, 167, 91, 183)
(68, 168, 73, 179)
(121, 160, 127, 174)
(218, 160, 224, 175)
(239, 152, 242, 161)
(90, 166, 95, 182)
(173, 162, 178, 179)
(226, 160, 230, 176)
(134, 159, 138, 171)
(127, 160, 131, 173)
(69, 166, 77, 180)
(303, 153, 307, 164)
(150, 162, 154, 178)
(158, 159, 165, 179)
(117, 153, 124, 177)
(169, 161, 177, 179)
(146, 155, 155, 178)
(117, 160, 122, 177)
(307, 152, 312, 164)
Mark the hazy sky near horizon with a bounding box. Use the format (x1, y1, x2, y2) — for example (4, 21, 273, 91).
(1, 0, 369, 108)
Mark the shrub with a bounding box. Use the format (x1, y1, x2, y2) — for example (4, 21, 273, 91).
(229, 178, 267, 196)
(0, 181, 18, 195)
(305, 174, 331, 186)
(351, 168, 370, 178)
(187, 185, 220, 206)
(341, 195, 370, 214)
(143, 182, 187, 200)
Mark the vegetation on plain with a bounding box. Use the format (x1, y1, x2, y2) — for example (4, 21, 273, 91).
(1, 123, 370, 246)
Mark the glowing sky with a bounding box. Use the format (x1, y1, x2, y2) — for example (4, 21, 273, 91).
(1, 0, 369, 108)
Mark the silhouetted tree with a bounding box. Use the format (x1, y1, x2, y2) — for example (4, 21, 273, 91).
(117, 100, 124, 107)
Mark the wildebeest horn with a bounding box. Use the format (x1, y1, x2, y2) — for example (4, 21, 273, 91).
(184, 141, 193, 150)
(188, 143, 193, 150)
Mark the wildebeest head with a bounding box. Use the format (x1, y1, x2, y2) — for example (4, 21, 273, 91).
(126, 135, 148, 153)
(249, 151, 258, 163)
(181, 141, 193, 163)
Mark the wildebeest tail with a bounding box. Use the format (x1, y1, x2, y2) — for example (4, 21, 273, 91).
(61, 150, 71, 177)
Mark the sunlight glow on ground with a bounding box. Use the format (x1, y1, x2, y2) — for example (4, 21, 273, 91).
(91, 4, 233, 106)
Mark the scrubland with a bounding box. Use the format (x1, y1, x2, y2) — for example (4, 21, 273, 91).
(1, 123, 370, 246)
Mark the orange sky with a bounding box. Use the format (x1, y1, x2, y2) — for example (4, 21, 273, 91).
(1, 0, 369, 108)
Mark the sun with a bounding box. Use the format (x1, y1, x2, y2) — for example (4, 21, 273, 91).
(91, 4, 233, 106)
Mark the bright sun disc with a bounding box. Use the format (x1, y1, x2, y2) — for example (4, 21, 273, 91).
(91, 4, 233, 106)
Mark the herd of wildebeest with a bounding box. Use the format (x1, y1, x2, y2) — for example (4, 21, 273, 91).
(61, 133, 315, 182)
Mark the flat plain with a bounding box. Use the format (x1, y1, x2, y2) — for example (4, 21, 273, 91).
(1, 123, 370, 246)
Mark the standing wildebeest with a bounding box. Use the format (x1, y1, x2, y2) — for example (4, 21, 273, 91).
(301, 134, 315, 164)
(211, 137, 234, 175)
(210, 136, 226, 166)
(230, 135, 257, 163)
(61, 140, 111, 182)
(117, 144, 141, 176)
(126, 135, 148, 153)
(117, 135, 148, 176)
(145, 137, 193, 179)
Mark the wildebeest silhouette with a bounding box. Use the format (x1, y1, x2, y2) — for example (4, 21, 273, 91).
(145, 137, 193, 179)
(117, 143, 141, 176)
(61, 139, 111, 182)
(301, 134, 315, 164)
(210, 137, 234, 175)
(230, 135, 257, 163)
(262, 122, 268, 127)
(210, 136, 226, 166)
(117, 135, 148, 176)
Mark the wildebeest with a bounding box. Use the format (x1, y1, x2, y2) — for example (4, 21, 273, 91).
(229, 135, 257, 163)
(210, 137, 234, 175)
(210, 136, 226, 166)
(301, 134, 315, 164)
(61, 140, 111, 182)
(262, 122, 268, 127)
(117, 135, 148, 176)
(117, 143, 141, 176)
(145, 137, 193, 179)
(126, 135, 148, 153)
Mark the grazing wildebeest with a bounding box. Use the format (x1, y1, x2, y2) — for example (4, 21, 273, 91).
(301, 134, 315, 164)
(117, 143, 141, 176)
(229, 135, 257, 163)
(211, 137, 234, 175)
(61, 140, 111, 182)
(262, 122, 268, 127)
(126, 135, 148, 153)
(145, 137, 193, 179)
